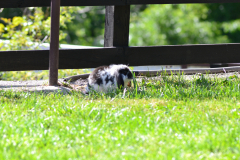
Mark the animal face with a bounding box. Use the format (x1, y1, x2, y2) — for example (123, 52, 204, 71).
(119, 68, 133, 81)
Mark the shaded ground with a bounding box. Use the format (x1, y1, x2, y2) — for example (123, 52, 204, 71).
(0, 78, 88, 94)
(0, 72, 239, 94)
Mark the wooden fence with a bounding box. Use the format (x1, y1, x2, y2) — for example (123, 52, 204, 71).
(1, 0, 240, 85)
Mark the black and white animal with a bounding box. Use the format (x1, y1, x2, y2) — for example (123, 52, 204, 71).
(85, 64, 133, 93)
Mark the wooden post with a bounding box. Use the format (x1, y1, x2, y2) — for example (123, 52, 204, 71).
(49, 0, 60, 86)
(104, 5, 130, 47)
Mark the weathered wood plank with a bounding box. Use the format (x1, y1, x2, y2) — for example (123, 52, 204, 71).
(1, 0, 240, 8)
(0, 0, 124, 8)
(127, 0, 240, 5)
(104, 6, 114, 47)
(0, 48, 126, 71)
(58, 48, 126, 69)
(0, 50, 49, 71)
(126, 44, 240, 66)
(1, 44, 240, 71)
(104, 5, 130, 47)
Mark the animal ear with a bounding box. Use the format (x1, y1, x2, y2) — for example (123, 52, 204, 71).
(117, 74, 124, 89)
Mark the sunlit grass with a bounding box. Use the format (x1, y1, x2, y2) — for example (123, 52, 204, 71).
(1, 73, 240, 159)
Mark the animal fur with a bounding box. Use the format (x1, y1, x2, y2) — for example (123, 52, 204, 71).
(85, 64, 133, 93)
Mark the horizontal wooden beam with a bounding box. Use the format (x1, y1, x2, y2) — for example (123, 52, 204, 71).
(126, 43, 240, 66)
(0, 0, 124, 8)
(128, 0, 240, 5)
(1, 0, 240, 8)
(0, 48, 126, 71)
(1, 44, 240, 71)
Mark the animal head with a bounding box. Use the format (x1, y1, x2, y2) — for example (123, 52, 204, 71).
(111, 65, 133, 88)
(118, 67, 133, 81)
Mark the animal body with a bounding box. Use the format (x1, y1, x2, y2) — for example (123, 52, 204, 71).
(85, 64, 133, 93)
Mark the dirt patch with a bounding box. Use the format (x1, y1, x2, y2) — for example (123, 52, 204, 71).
(63, 78, 88, 92)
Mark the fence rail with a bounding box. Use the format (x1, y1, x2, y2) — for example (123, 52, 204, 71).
(1, 43, 240, 71)
(1, 0, 240, 85)
(1, 0, 240, 8)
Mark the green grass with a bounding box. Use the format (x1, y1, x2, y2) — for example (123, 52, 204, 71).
(1, 73, 240, 159)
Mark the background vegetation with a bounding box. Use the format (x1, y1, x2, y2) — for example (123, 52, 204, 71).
(1, 3, 240, 80)
(1, 3, 240, 48)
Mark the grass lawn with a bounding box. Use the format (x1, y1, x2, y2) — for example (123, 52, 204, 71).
(1, 74, 240, 159)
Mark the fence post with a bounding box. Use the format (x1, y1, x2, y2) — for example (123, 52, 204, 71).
(104, 5, 130, 47)
(49, 0, 60, 86)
